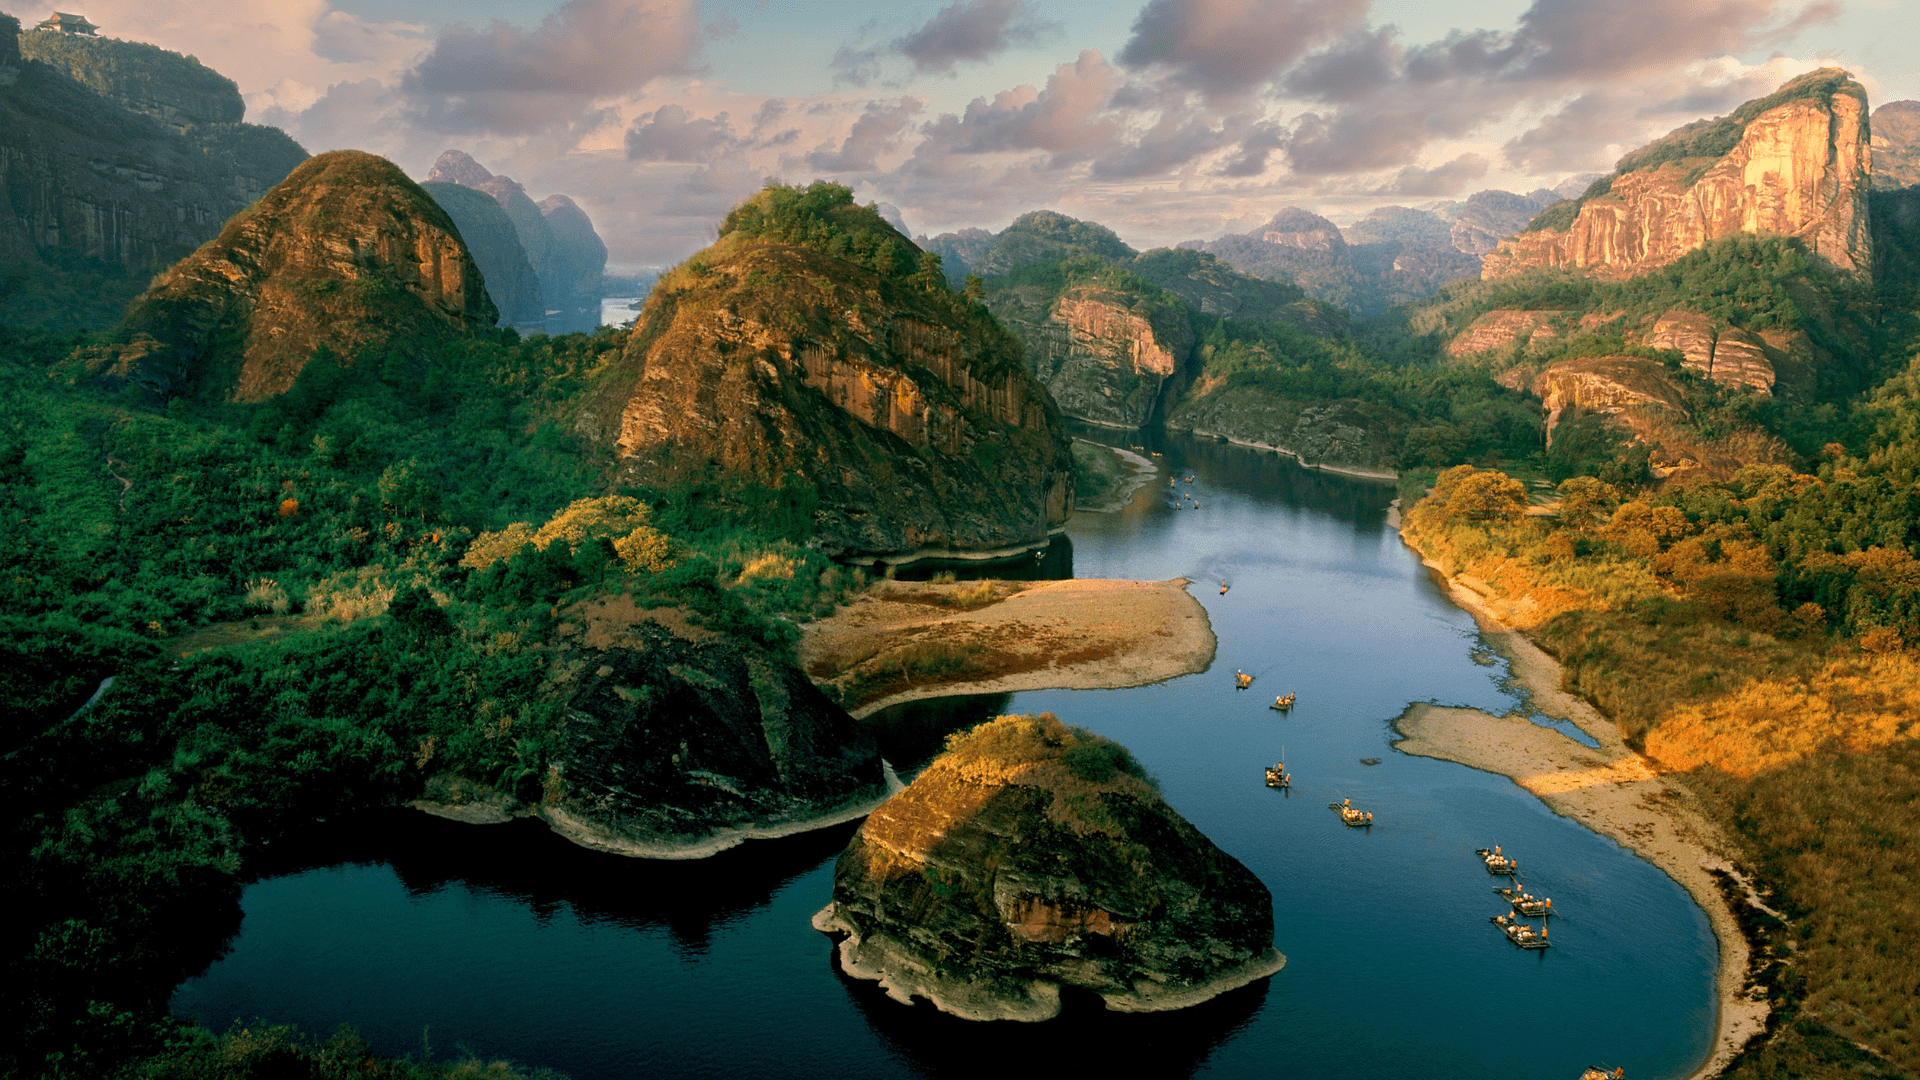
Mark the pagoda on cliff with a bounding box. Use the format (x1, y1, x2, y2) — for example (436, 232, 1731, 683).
(35, 12, 99, 35)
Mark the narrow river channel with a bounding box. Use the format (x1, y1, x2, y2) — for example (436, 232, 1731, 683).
(173, 430, 1716, 1079)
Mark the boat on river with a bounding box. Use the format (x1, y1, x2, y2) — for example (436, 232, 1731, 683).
(1497, 882, 1554, 917)
(1270, 692, 1295, 710)
(1476, 846, 1518, 875)
(1580, 1068, 1625, 1080)
(1235, 669, 1254, 689)
(1330, 798, 1372, 826)
(1265, 763, 1289, 788)
(1491, 912, 1550, 949)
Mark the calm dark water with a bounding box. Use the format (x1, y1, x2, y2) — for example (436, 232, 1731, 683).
(173, 431, 1715, 1079)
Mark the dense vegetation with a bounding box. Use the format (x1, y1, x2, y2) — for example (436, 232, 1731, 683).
(0, 316, 874, 1078)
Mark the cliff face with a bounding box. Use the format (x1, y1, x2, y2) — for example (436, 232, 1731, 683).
(814, 713, 1282, 1021)
(86, 150, 496, 402)
(422, 180, 545, 331)
(1532, 356, 1793, 480)
(0, 16, 308, 329)
(1486, 70, 1872, 279)
(986, 282, 1193, 428)
(17, 28, 242, 131)
(425, 150, 607, 333)
(1874, 100, 1920, 189)
(580, 186, 1073, 560)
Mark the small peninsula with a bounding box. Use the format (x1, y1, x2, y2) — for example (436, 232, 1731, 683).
(814, 713, 1284, 1021)
(799, 577, 1216, 716)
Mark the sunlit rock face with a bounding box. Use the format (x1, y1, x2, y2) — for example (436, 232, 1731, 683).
(577, 189, 1074, 560)
(1486, 70, 1872, 279)
(986, 283, 1192, 428)
(815, 714, 1282, 1021)
(82, 150, 496, 402)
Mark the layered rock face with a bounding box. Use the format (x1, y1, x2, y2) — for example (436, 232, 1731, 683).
(1532, 356, 1793, 479)
(1259, 207, 1346, 251)
(815, 714, 1282, 1020)
(986, 283, 1193, 427)
(425, 150, 608, 333)
(18, 28, 242, 131)
(0, 15, 308, 327)
(580, 188, 1074, 559)
(87, 150, 496, 402)
(423, 181, 545, 331)
(1446, 309, 1565, 359)
(1485, 70, 1872, 279)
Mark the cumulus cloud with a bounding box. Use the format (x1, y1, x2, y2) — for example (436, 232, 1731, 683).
(907, 50, 1125, 175)
(626, 105, 740, 162)
(833, 0, 1061, 86)
(1378, 152, 1489, 196)
(806, 99, 923, 174)
(1117, 0, 1370, 100)
(399, 0, 704, 134)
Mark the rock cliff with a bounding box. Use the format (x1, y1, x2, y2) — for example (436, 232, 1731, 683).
(425, 150, 607, 333)
(578, 182, 1074, 560)
(0, 16, 308, 329)
(1485, 69, 1872, 279)
(814, 713, 1282, 1020)
(422, 180, 545, 331)
(1874, 100, 1920, 189)
(82, 150, 496, 402)
(986, 279, 1193, 428)
(1531, 356, 1793, 480)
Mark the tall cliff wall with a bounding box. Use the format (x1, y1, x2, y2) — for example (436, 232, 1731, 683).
(1485, 69, 1872, 279)
(986, 282, 1192, 428)
(17, 28, 243, 131)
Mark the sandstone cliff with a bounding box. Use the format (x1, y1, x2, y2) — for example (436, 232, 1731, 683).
(1485, 69, 1872, 279)
(1874, 100, 1920, 189)
(423, 180, 545, 332)
(82, 150, 496, 402)
(814, 713, 1282, 1020)
(1532, 356, 1793, 480)
(986, 278, 1193, 428)
(426, 150, 608, 333)
(578, 182, 1074, 560)
(0, 16, 308, 329)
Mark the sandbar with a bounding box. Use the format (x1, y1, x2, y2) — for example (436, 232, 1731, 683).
(1396, 549, 1770, 1080)
(800, 578, 1216, 718)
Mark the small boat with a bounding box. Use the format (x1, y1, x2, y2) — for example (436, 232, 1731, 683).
(1264, 763, 1289, 788)
(1491, 912, 1550, 948)
(1496, 883, 1554, 917)
(1475, 846, 1518, 876)
(1234, 669, 1254, 689)
(1580, 1067, 1625, 1080)
(1219, 580, 1229, 594)
(1329, 798, 1372, 827)
(1269, 692, 1295, 711)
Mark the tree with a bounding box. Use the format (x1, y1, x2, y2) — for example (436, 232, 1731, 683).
(1433, 466, 1528, 523)
(1555, 476, 1619, 527)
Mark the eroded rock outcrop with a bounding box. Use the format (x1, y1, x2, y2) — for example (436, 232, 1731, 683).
(1485, 70, 1872, 279)
(986, 282, 1193, 427)
(1447, 310, 1565, 359)
(416, 599, 889, 857)
(815, 713, 1282, 1020)
(1532, 356, 1793, 479)
(18, 27, 242, 131)
(80, 150, 495, 402)
(579, 183, 1073, 560)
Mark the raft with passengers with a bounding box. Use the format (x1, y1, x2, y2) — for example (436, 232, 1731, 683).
(1330, 797, 1372, 827)
(1491, 912, 1550, 949)
(1476, 845, 1518, 876)
(1269, 692, 1295, 710)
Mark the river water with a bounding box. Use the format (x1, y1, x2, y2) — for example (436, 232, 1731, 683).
(172, 430, 1716, 1079)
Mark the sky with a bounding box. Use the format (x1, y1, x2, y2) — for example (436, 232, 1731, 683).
(36, 0, 1920, 273)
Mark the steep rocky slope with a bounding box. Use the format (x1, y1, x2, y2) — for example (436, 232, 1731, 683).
(420, 603, 888, 857)
(422, 180, 545, 331)
(425, 150, 607, 333)
(814, 713, 1282, 1020)
(1875, 100, 1920, 188)
(1486, 69, 1871, 279)
(578, 182, 1074, 560)
(79, 150, 496, 402)
(985, 273, 1193, 428)
(0, 17, 308, 329)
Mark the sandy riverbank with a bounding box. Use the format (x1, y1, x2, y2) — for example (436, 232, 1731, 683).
(800, 578, 1216, 719)
(1394, 549, 1770, 1080)
(1075, 442, 1160, 513)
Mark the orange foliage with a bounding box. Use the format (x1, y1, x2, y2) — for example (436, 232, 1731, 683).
(277, 498, 299, 517)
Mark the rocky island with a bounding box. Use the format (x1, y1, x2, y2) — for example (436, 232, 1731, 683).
(815, 713, 1283, 1021)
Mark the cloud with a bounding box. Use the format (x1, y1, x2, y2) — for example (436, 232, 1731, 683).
(398, 0, 704, 134)
(626, 105, 741, 162)
(1117, 0, 1370, 100)
(907, 50, 1124, 175)
(1378, 152, 1489, 196)
(832, 0, 1061, 87)
(806, 99, 923, 174)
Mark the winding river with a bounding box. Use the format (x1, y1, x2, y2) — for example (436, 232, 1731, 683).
(173, 430, 1716, 1079)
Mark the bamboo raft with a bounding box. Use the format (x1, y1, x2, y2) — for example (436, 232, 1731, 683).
(1580, 1068, 1624, 1080)
(1496, 884, 1554, 918)
(1264, 763, 1289, 788)
(1491, 912, 1550, 949)
(1269, 692, 1295, 710)
(1476, 846, 1518, 876)
(1329, 798, 1372, 826)
(1234, 670, 1254, 689)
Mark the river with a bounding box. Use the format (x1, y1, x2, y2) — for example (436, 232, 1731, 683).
(172, 429, 1715, 1079)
